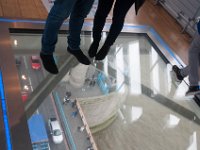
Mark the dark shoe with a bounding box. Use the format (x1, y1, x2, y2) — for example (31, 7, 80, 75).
(185, 86, 200, 96)
(172, 65, 184, 81)
(88, 41, 100, 58)
(67, 47, 90, 65)
(95, 45, 110, 60)
(40, 52, 59, 74)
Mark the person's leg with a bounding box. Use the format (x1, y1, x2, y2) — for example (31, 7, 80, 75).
(41, 0, 77, 74)
(95, 0, 135, 60)
(42, 0, 77, 53)
(188, 34, 200, 85)
(88, 0, 114, 58)
(186, 33, 200, 95)
(67, 0, 95, 65)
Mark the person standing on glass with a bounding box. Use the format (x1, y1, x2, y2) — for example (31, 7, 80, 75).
(172, 18, 200, 95)
(40, 0, 95, 74)
(88, 0, 145, 60)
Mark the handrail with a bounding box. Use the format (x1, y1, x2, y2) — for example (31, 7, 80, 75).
(53, 92, 76, 150)
(76, 101, 98, 150)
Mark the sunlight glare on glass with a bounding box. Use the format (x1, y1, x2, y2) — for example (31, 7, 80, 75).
(102, 32, 106, 39)
(128, 42, 141, 95)
(166, 63, 172, 94)
(14, 39, 18, 46)
(131, 106, 143, 122)
(151, 47, 159, 94)
(174, 81, 189, 99)
(23, 85, 29, 91)
(116, 46, 125, 93)
(103, 57, 108, 76)
(165, 114, 180, 128)
(187, 132, 197, 150)
(21, 75, 27, 80)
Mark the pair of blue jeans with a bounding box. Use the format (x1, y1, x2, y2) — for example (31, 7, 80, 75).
(42, 0, 94, 54)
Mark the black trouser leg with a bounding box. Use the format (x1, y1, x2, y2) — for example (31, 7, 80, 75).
(88, 0, 114, 58)
(92, 0, 114, 41)
(104, 0, 135, 46)
(95, 0, 135, 60)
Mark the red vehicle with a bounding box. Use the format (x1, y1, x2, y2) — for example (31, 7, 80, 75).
(21, 92, 28, 102)
(31, 56, 41, 70)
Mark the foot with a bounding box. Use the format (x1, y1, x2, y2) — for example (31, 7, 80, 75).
(67, 47, 90, 65)
(186, 86, 200, 96)
(172, 65, 184, 81)
(40, 52, 59, 74)
(95, 45, 110, 60)
(88, 41, 99, 58)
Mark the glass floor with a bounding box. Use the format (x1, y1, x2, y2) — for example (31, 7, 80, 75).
(11, 31, 200, 150)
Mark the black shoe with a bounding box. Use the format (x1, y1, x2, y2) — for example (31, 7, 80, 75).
(88, 41, 99, 58)
(185, 86, 200, 96)
(95, 45, 110, 61)
(67, 47, 91, 65)
(172, 65, 184, 81)
(40, 52, 59, 74)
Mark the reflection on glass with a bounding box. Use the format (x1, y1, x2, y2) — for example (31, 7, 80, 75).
(123, 104, 126, 109)
(175, 82, 189, 98)
(166, 64, 172, 94)
(128, 42, 141, 95)
(14, 39, 17, 46)
(118, 109, 125, 120)
(164, 114, 180, 128)
(23, 85, 29, 91)
(10, 32, 197, 150)
(187, 132, 197, 150)
(104, 57, 108, 76)
(131, 106, 143, 122)
(151, 47, 160, 94)
(102, 32, 107, 40)
(21, 75, 27, 80)
(116, 46, 125, 93)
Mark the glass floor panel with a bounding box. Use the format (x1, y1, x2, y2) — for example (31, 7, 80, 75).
(11, 32, 200, 150)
